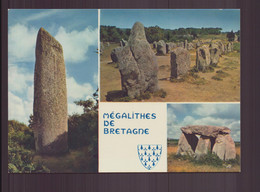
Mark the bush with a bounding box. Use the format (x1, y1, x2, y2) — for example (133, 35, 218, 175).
(154, 89, 167, 98)
(106, 90, 128, 101)
(192, 153, 223, 167)
(135, 92, 151, 101)
(8, 120, 50, 173)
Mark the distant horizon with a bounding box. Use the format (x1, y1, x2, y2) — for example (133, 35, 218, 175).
(101, 25, 239, 33)
(101, 9, 240, 32)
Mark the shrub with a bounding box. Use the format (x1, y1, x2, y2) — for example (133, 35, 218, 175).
(8, 120, 50, 173)
(154, 89, 167, 98)
(135, 92, 151, 101)
(192, 153, 223, 167)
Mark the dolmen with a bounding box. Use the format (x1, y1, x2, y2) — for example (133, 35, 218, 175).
(177, 125, 236, 160)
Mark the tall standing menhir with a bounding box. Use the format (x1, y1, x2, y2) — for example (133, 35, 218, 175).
(33, 27, 68, 154)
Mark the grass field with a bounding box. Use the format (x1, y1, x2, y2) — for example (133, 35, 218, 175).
(167, 139, 241, 172)
(100, 35, 240, 102)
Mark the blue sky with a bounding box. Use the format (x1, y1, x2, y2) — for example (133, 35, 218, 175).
(101, 9, 240, 32)
(8, 9, 98, 124)
(167, 104, 240, 141)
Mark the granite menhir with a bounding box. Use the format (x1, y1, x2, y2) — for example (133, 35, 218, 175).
(33, 27, 68, 155)
(118, 22, 159, 98)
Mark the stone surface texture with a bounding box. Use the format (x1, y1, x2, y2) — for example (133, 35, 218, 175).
(118, 22, 159, 98)
(156, 40, 166, 55)
(170, 47, 191, 78)
(110, 47, 123, 63)
(196, 45, 210, 71)
(33, 27, 68, 155)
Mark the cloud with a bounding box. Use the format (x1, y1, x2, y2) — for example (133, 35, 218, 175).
(68, 102, 83, 115)
(66, 76, 95, 101)
(194, 104, 240, 119)
(8, 65, 33, 94)
(93, 73, 98, 86)
(8, 24, 38, 63)
(9, 24, 98, 65)
(55, 26, 98, 63)
(8, 91, 33, 124)
(167, 104, 241, 141)
(23, 10, 60, 23)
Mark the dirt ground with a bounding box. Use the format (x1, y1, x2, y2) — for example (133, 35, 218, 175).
(100, 41, 240, 102)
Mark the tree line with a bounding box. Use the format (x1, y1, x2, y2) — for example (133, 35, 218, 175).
(100, 25, 224, 43)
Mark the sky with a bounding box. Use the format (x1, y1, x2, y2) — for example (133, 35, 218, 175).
(167, 104, 240, 142)
(101, 9, 240, 32)
(8, 9, 98, 124)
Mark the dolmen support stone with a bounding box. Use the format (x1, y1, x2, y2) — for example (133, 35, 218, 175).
(177, 125, 236, 160)
(170, 47, 191, 78)
(33, 27, 68, 155)
(118, 22, 159, 98)
(196, 45, 210, 72)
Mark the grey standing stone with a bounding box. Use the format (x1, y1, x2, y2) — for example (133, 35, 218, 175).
(166, 42, 177, 53)
(227, 42, 232, 52)
(156, 40, 166, 55)
(110, 47, 123, 63)
(118, 22, 159, 98)
(153, 41, 157, 49)
(209, 43, 221, 66)
(187, 43, 194, 50)
(177, 42, 185, 48)
(120, 39, 127, 47)
(184, 40, 188, 49)
(196, 45, 210, 72)
(171, 47, 191, 78)
(33, 27, 68, 155)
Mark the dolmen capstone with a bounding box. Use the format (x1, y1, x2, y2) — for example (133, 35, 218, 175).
(118, 22, 159, 98)
(110, 47, 123, 63)
(171, 47, 191, 78)
(196, 45, 210, 72)
(177, 125, 236, 160)
(157, 40, 166, 55)
(33, 27, 68, 155)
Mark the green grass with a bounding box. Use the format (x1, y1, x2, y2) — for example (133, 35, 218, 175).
(170, 152, 240, 168)
(233, 42, 240, 52)
(212, 70, 230, 81)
